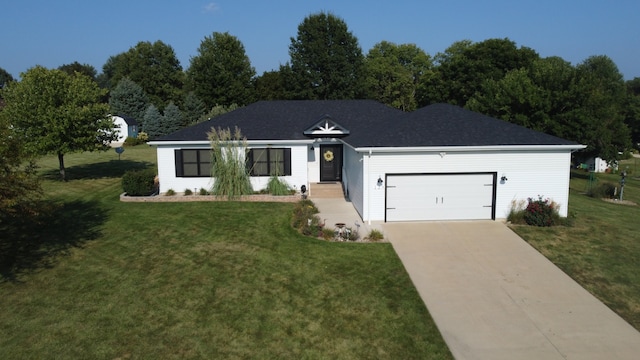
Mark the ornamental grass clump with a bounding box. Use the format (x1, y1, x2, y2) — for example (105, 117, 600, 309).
(523, 196, 561, 227)
(267, 174, 292, 195)
(208, 127, 253, 199)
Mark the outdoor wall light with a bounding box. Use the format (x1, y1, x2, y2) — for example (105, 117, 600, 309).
(377, 177, 384, 187)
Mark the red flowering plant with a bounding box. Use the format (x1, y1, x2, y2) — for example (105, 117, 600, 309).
(523, 195, 561, 227)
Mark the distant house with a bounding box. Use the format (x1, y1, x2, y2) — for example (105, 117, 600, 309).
(111, 115, 138, 143)
(149, 100, 585, 222)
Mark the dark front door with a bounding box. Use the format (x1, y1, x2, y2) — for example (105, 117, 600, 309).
(320, 144, 342, 182)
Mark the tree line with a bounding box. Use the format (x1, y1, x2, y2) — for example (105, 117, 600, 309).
(2, 12, 640, 182)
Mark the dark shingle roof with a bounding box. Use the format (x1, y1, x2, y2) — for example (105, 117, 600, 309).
(155, 100, 579, 147)
(117, 114, 138, 126)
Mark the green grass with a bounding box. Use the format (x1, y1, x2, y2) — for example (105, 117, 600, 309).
(0, 146, 452, 359)
(510, 166, 640, 331)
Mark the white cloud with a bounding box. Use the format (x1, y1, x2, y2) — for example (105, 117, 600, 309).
(203, 2, 219, 13)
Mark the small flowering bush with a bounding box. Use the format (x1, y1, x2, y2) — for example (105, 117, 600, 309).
(292, 199, 320, 234)
(523, 196, 561, 227)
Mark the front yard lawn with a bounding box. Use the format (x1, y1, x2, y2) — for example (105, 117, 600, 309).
(510, 166, 640, 331)
(0, 146, 452, 359)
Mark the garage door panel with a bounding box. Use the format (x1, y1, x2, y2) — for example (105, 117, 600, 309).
(386, 174, 495, 222)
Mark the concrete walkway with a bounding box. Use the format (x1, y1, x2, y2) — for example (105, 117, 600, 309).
(384, 221, 640, 360)
(312, 197, 384, 238)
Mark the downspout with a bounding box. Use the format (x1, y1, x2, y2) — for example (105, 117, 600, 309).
(367, 149, 372, 225)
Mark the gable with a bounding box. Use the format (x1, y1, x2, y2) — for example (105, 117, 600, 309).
(303, 114, 350, 138)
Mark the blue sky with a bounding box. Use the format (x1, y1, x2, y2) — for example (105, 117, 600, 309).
(3, 0, 639, 80)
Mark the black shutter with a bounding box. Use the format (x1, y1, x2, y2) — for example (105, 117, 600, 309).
(175, 149, 183, 177)
(283, 148, 292, 176)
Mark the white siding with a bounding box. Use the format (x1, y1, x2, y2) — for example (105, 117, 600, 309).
(363, 149, 572, 222)
(155, 143, 309, 194)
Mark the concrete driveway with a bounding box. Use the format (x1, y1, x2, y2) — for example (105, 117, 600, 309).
(384, 221, 640, 360)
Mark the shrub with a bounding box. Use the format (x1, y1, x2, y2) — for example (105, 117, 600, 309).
(184, 189, 193, 195)
(137, 132, 149, 142)
(366, 229, 385, 242)
(523, 196, 561, 227)
(292, 199, 320, 234)
(199, 188, 209, 195)
(321, 228, 335, 240)
(588, 182, 617, 199)
(165, 189, 176, 196)
(122, 168, 157, 196)
(123, 135, 147, 146)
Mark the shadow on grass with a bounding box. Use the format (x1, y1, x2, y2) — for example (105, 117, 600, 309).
(0, 200, 106, 283)
(41, 160, 154, 181)
(571, 170, 593, 180)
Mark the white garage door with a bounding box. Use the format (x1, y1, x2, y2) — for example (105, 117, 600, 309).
(386, 173, 495, 221)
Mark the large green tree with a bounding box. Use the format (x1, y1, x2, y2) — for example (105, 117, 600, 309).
(1, 66, 116, 180)
(109, 77, 150, 122)
(468, 55, 631, 160)
(426, 38, 539, 106)
(58, 61, 98, 80)
(560, 55, 630, 160)
(186, 32, 255, 109)
(467, 56, 576, 133)
(364, 41, 433, 111)
(288, 12, 365, 100)
(102, 41, 184, 108)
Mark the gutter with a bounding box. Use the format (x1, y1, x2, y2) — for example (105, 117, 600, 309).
(355, 144, 587, 153)
(148, 139, 315, 147)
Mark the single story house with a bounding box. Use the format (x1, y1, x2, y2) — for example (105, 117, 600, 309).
(111, 115, 139, 143)
(149, 100, 585, 223)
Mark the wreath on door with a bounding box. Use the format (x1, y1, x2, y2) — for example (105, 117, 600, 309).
(323, 150, 334, 162)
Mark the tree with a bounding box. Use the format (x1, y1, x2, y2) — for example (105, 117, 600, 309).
(58, 61, 97, 80)
(561, 55, 630, 160)
(624, 78, 640, 148)
(142, 104, 163, 139)
(426, 38, 539, 106)
(0, 106, 41, 218)
(162, 101, 183, 135)
(1, 66, 115, 181)
(288, 12, 365, 100)
(253, 70, 291, 100)
(202, 103, 239, 123)
(467, 56, 576, 134)
(109, 77, 150, 122)
(186, 32, 255, 109)
(0, 67, 15, 89)
(102, 41, 184, 108)
(364, 41, 433, 111)
(182, 91, 207, 126)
